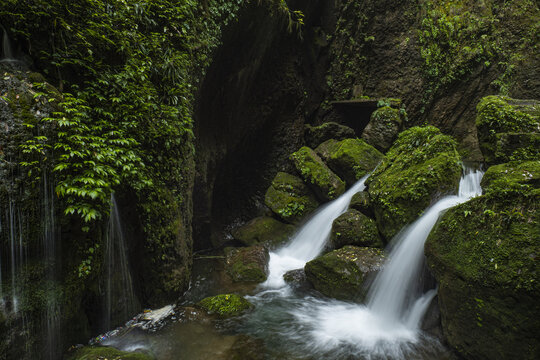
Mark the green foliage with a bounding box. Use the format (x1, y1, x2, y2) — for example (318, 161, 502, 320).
(418, 0, 539, 102)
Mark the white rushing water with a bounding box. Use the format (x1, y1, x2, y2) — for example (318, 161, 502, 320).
(263, 174, 371, 288)
(289, 169, 484, 355)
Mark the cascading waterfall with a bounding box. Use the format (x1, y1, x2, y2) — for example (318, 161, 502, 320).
(103, 195, 137, 330)
(286, 169, 484, 357)
(264, 174, 371, 289)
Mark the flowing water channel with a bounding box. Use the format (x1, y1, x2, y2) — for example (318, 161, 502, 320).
(98, 169, 484, 359)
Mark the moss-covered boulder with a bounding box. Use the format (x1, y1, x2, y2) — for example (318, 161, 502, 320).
(304, 121, 356, 148)
(367, 126, 462, 240)
(197, 294, 253, 318)
(290, 146, 346, 201)
(493, 132, 540, 164)
(304, 246, 386, 301)
(361, 106, 403, 152)
(476, 95, 539, 164)
(425, 160, 539, 360)
(231, 216, 295, 248)
(315, 138, 383, 185)
(349, 191, 373, 218)
(224, 245, 269, 283)
(66, 346, 154, 360)
(264, 172, 320, 224)
(330, 209, 383, 249)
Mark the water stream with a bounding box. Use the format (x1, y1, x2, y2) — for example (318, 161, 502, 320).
(94, 169, 484, 359)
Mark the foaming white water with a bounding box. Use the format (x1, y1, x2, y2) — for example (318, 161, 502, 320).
(291, 169, 484, 353)
(264, 174, 370, 288)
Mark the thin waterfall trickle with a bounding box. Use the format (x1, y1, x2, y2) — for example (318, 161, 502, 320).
(103, 195, 137, 330)
(1, 25, 14, 60)
(42, 173, 61, 360)
(264, 174, 371, 288)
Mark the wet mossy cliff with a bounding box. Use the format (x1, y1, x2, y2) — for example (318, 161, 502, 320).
(0, 0, 539, 359)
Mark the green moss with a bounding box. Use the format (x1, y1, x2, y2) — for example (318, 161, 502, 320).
(425, 159, 539, 359)
(476, 95, 539, 164)
(66, 346, 154, 360)
(290, 147, 346, 201)
(231, 216, 295, 248)
(330, 209, 383, 249)
(367, 126, 462, 239)
(197, 294, 253, 317)
(304, 246, 385, 301)
(225, 246, 269, 283)
(317, 138, 384, 185)
(264, 172, 319, 224)
(481, 160, 540, 199)
(361, 106, 403, 152)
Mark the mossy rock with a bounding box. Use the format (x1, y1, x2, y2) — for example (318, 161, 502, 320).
(231, 216, 296, 248)
(367, 126, 462, 240)
(481, 160, 540, 198)
(224, 245, 269, 283)
(476, 95, 539, 164)
(304, 121, 356, 148)
(304, 246, 386, 301)
(493, 132, 540, 163)
(349, 191, 373, 218)
(425, 161, 539, 359)
(316, 138, 383, 185)
(361, 106, 403, 152)
(197, 294, 253, 318)
(330, 209, 383, 249)
(290, 146, 346, 201)
(66, 346, 154, 360)
(264, 172, 320, 224)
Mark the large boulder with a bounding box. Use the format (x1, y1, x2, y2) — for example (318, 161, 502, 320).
(197, 294, 253, 318)
(304, 121, 356, 148)
(231, 216, 296, 248)
(264, 172, 319, 224)
(476, 95, 539, 164)
(315, 138, 383, 185)
(367, 126, 462, 240)
(349, 191, 373, 218)
(290, 146, 346, 201)
(361, 106, 404, 152)
(224, 245, 269, 283)
(330, 209, 383, 249)
(425, 160, 540, 360)
(304, 246, 386, 301)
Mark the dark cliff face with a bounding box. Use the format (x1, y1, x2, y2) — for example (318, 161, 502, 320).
(193, 0, 539, 249)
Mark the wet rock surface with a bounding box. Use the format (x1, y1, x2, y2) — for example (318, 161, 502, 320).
(304, 246, 386, 301)
(330, 209, 383, 249)
(224, 245, 270, 283)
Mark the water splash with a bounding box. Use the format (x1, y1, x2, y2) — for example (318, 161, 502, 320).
(290, 169, 484, 355)
(264, 174, 370, 288)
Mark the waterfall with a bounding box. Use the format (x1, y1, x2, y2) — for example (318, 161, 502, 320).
(289, 169, 484, 355)
(1, 26, 14, 60)
(103, 195, 137, 330)
(264, 174, 371, 288)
